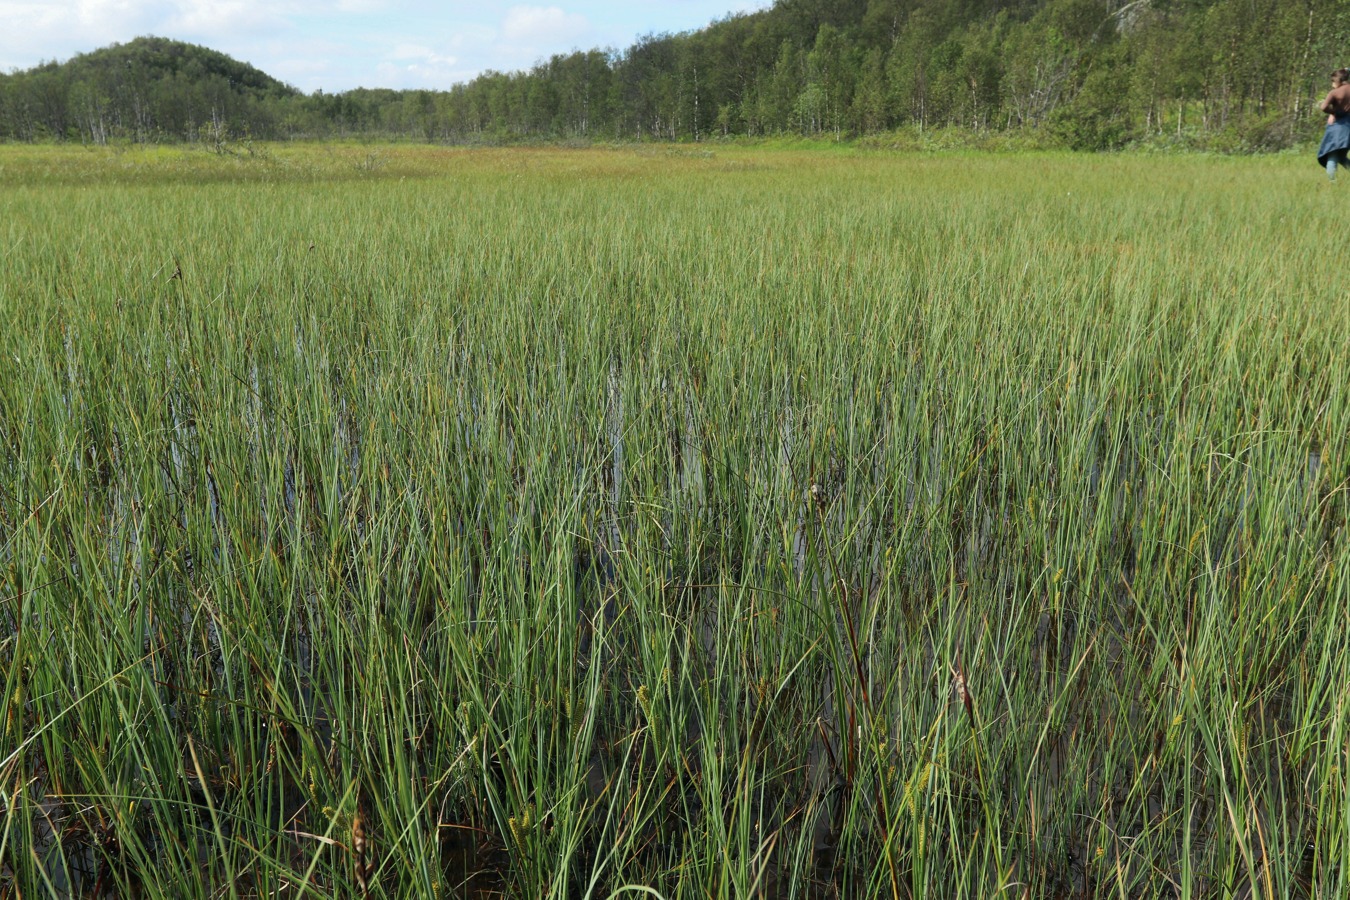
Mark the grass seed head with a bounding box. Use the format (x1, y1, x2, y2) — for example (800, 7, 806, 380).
(351, 806, 372, 897)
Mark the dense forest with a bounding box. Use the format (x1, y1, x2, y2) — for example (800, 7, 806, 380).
(2, 0, 1348, 149)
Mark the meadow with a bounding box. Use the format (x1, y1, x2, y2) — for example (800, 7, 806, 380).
(0, 143, 1346, 899)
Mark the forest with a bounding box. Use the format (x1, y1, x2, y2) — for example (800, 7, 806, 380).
(1, 0, 1347, 149)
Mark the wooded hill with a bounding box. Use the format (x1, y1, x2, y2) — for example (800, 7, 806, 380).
(2, 0, 1346, 150)
(0, 37, 298, 145)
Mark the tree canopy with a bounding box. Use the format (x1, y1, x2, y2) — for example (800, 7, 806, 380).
(2, 0, 1346, 149)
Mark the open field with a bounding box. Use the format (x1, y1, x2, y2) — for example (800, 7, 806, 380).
(1, 144, 1347, 898)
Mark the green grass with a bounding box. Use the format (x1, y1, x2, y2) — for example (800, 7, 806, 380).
(1, 143, 1346, 899)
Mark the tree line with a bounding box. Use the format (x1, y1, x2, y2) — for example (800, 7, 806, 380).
(3, 0, 1347, 150)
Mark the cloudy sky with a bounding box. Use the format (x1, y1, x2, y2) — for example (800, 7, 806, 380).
(1, 0, 772, 92)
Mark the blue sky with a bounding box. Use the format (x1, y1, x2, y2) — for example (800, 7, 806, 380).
(1, 0, 772, 92)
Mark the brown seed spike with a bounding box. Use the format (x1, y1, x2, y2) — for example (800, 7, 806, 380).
(351, 807, 372, 897)
(951, 661, 975, 728)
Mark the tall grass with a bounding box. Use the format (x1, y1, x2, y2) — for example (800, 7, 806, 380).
(1, 144, 1346, 898)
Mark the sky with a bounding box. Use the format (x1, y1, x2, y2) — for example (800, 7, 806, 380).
(0, 0, 773, 93)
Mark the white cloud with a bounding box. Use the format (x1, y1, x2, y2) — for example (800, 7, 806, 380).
(373, 60, 472, 90)
(447, 26, 497, 51)
(255, 36, 350, 88)
(501, 5, 588, 44)
(0, 0, 286, 70)
(167, 0, 286, 34)
(367, 44, 462, 88)
(392, 43, 456, 66)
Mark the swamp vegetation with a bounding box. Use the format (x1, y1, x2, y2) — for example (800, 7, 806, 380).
(0, 145, 1346, 898)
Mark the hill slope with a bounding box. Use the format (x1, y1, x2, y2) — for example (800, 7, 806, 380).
(0, 36, 298, 142)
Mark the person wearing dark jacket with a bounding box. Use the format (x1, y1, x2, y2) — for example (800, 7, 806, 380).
(1317, 68, 1350, 180)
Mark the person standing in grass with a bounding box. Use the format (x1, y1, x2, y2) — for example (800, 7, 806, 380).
(1317, 68, 1350, 180)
